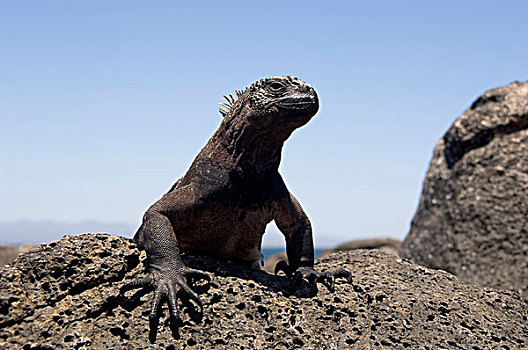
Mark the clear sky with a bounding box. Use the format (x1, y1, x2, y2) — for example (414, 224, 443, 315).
(1, 1, 527, 247)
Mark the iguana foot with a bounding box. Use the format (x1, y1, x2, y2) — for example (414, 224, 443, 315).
(274, 260, 352, 292)
(121, 265, 210, 323)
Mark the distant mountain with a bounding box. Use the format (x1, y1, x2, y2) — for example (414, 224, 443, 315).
(0, 221, 136, 245)
(0, 220, 345, 248)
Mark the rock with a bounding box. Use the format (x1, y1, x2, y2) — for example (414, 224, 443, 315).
(400, 81, 528, 300)
(0, 245, 20, 267)
(263, 238, 401, 274)
(261, 251, 287, 273)
(318, 238, 401, 259)
(0, 244, 36, 266)
(1, 233, 527, 349)
(262, 238, 401, 273)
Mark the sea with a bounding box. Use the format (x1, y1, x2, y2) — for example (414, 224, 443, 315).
(261, 247, 325, 261)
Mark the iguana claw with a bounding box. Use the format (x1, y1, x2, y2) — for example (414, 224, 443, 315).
(274, 260, 294, 278)
(121, 266, 210, 323)
(274, 259, 352, 292)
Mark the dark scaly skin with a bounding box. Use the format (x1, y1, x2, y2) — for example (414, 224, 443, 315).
(123, 76, 351, 325)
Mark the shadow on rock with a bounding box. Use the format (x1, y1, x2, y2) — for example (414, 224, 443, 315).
(2, 233, 527, 349)
(181, 252, 318, 298)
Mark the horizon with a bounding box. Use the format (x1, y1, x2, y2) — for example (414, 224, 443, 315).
(0, 219, 374, 248)
(1, 1, 527, 248)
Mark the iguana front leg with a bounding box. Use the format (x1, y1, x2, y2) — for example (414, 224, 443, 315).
(122, 187, 209, 324)
(274, 193, 351, 291)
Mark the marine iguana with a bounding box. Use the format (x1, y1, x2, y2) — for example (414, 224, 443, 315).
(124, 76, 351, 324)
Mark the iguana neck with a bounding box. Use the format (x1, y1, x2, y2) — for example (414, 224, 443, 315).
(207, 113, 292, 175)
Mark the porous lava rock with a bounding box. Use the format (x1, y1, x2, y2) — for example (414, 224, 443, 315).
(1, 233, 527, 349)
(261, 251, 287, 273)
(263, 238, 401, 274)
(0, 245, 20, 267)
(318, 238, 401, 259)
(400, 81, 528, 300)
(0, 244, 36, 267)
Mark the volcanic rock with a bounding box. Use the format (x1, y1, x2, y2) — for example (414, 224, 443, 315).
(400, 81, 528, 300)
(318, 238, 401, 259)
(1, 233, 527, 349)
(0, 244, 37, 267)
(261, 251, 287, 274)
(0, 245, 20, 267)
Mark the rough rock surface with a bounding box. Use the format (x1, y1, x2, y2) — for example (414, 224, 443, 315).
(400, 81, 528, 300)
(262, 238, 401, 273)
(0, 244, 37, 267)
(1, 234, 527, 349)
(262, 251, 287, 274)
(0, 245, 20, 267)
(318, 238, 401, 259)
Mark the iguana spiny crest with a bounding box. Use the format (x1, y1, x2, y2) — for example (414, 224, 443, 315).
(124, 76, 350, 336)
(218, 76, 318, 129)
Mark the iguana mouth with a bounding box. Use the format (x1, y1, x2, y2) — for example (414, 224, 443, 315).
(129, 76, 338, 330)
(275, 97, 318, 111)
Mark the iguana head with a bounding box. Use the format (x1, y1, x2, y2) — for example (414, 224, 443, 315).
(220, 76, 319, 133)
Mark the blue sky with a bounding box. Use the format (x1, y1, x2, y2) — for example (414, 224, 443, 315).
(1, 1, 527, 247)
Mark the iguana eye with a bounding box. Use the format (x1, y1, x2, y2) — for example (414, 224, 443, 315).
(268, 82, 285, 93)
